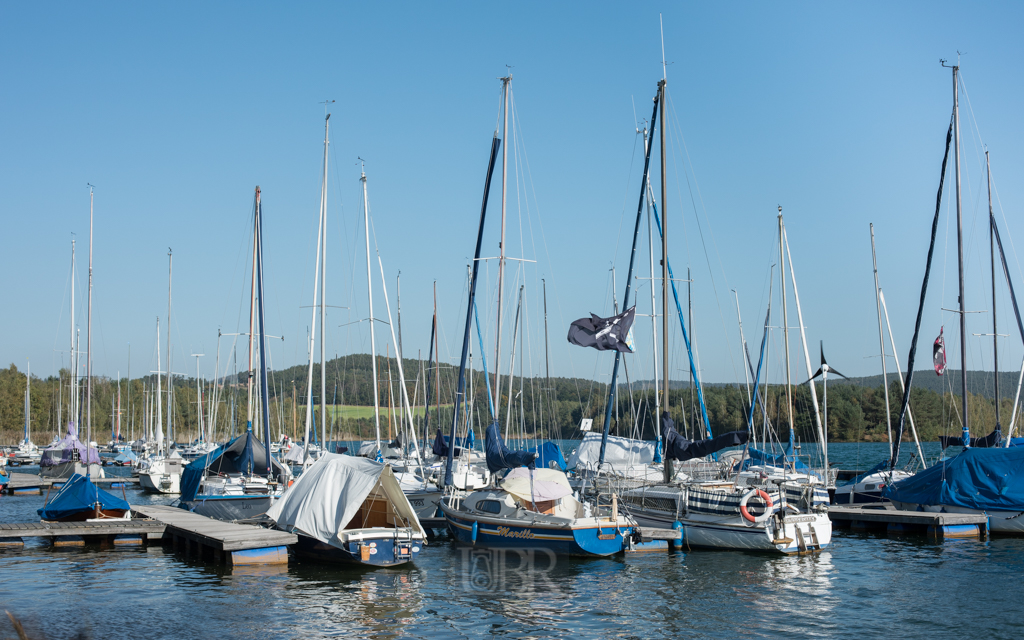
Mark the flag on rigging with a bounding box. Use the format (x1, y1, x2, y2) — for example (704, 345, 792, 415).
(933, 327, 946, 376)
(566, 306, 636, 353)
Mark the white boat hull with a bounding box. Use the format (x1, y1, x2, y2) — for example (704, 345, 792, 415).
(40, 462, 105, 479)
(630, 509, 831, 553)
(138, 471, 180, 494)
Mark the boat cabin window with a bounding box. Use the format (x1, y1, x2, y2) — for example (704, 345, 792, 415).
(476, 500, 502, 514)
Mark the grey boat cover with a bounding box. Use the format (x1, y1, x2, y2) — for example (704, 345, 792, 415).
(267, 454, 424, 547)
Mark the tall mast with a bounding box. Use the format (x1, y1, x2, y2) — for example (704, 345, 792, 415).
(733, 290, 752, 420)
(86, 185, 94, 466)
(870, 224, 894, 460)
(445, 133, 501, 487)
(192, 354, 204, 441)
(493, 74, 511, 419)
(246, 193, 259, 431)
(125, 343, 130, 444)
(156, 318, 163, 452)
(166, 248, 173, 445)
(953, 63, 970, 446)
(362, 162, 382, 454)
(254, 186, 273, 470)
(70, 238, 76, 427)
(660, 77, 671, 483)
(24, 361, 30, 445)
(397, 272, 403, 359)
(778, 208, 795, 456)
(116, 371, 121, 443)
(647, 157, 661, 434)
(988, 150, 1000, 435)
(543, 279, 551, 440)
(319, 115, 329, 457)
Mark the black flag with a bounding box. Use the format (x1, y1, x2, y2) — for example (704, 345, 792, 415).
(567, 306, 635, 352)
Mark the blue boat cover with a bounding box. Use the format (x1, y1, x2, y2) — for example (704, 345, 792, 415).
(484, 421, 537, 473)
(529, 442, 567, 471)
(882, 446, 1024, 511)
(180, 430, 288, 502)
(432, 430, 475, 458)
(37, 474, 130, 520)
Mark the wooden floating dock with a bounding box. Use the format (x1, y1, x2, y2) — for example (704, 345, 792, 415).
(0, 504, 296, 566)
(829, 502, 989, 539)
(2, 473, 139, 495)
(133, 504, 296, 566)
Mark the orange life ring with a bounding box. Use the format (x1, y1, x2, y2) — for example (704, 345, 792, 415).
(740, 489, 773, 523)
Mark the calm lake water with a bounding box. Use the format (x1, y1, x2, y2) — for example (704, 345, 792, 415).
(2, 442, 1020, 639)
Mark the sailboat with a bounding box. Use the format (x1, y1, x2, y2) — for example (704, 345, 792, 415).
(139, 257, 185, 494)
(178, 187, 291, 520)
(268, 453, 425, 566)
(39, 187, 130, 521)
(606, 77, 831, 553)
(884, 62, 1024, 533)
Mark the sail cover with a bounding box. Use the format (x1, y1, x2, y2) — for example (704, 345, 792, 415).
(938, 429, 1002, 449)
(40, 422, 101, 467)
(484, 421, 537, 473)
(267, 454, 423, 546)
(502, 467, 573, 502)
(567, 307, 636, 352)
(179, 430, 290, 502)
(38, 473, 130, 521)
(661, 412, 748, 462)
(883, 447, 1024, 511)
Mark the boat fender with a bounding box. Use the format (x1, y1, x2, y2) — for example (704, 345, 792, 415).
(740, 489, 773, 524)
(471, 521, 478, 544)
(672, 520, 683, 549)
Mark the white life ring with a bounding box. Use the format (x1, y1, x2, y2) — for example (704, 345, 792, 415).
(740, 489, 773, 524)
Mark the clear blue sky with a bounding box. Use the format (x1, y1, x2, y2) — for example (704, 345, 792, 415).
(3, 2, 1024, 396)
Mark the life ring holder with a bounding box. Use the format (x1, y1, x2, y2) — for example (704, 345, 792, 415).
(740, 489, 773, 524)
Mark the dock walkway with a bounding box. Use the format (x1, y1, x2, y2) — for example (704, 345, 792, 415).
(829, 502, 988, 539)
(132, 504, 296, 565)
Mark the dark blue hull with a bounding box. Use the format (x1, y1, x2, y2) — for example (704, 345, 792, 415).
(442, 505, 632, 557)
(292, 533, 421, 567)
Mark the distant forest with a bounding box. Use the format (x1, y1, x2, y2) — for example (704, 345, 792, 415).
(0, 355, 1016, 447)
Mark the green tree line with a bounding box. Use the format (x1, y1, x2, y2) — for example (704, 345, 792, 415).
(1, 358, 1011, 447)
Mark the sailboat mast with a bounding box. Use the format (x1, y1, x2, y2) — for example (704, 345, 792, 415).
(660, 77, 671, 483)
(156, 318, 163, 452)
(254, 186, 273, 471)
(24, 361, 30, 444)
(988, 150, 1000, 434)
(543, 279, 551, 440)
(166, 248, 173, 445)
(320, 114, 329, 455)
(70, 238, 76, 427)
(86, 185, 94, 463)
(247, 194, 259, 430)
(493, 74, 511, 419)
(778, 208, 795, 457)
(953, 64, 970, 446)
(870, 224, 894, 460)
(362, 164, 382, 454)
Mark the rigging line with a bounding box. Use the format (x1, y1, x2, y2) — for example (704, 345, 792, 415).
(992, 181, 1024, 301)
(52, 245, 73, 359)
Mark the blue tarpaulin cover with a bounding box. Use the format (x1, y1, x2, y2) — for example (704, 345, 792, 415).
(529, 442, 567, 471)
(484, 421, 537, 473)
(882, 446, 1024, 511)
(37, 474, 130, 521)
(180, 430, 288, 502)
(740, 446, 811, 472)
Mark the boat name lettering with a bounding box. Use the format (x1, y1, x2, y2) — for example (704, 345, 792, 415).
(785, 515, 816, 523)
(496, 526, 535, 539)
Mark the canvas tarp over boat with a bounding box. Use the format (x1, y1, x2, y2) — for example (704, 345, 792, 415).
(882, 446, 1024, 511)
(40, 422, 101, 467)
(37, 473, 130, 521)
(179, 430, 289, 502)
(267, 454, 424, 547)
(566, 432, 657, 470)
